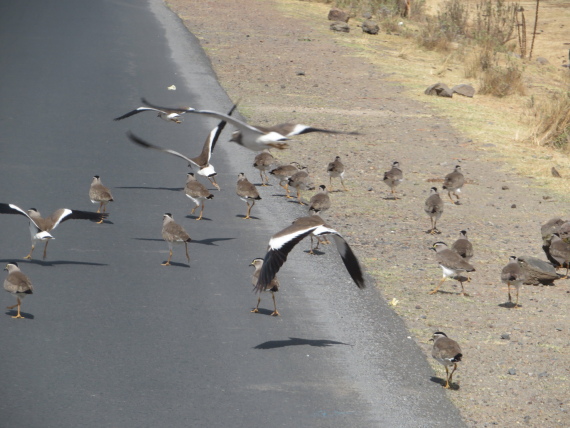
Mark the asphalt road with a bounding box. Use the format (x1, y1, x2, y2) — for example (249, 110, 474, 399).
(0, 1, 465, 426)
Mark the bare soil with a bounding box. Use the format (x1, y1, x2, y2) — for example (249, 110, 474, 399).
(165, 0, 570, 426)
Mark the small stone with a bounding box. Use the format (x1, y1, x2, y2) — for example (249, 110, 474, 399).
(415, 305, 422, 309)
(508, 368, 517, 375)
(502, 185, 509, 190)
(500, 333, 511, 340)
(330, 21, 350, 33)
(511, 204, 517, 208)
(296, 70, 305, 76)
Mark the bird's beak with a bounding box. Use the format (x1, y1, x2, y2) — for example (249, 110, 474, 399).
(428, 338, 434, 342)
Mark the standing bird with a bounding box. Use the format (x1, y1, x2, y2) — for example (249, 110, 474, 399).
(442, 165, 465, 204)
(114, 98, 191, 124)
(327, 156, 347, 191)
(236, 173, 261, 220)
(549, 234, 570, 278)
(429, 242, 475, 296)
(89, 175, 114, 220)
(382, 161, 403, 199)
(4, 263, 33, 319)
(540, 218, 568, 266)
(254, 215, 365, 293)
(184, 173, 214, 221)
(424, 187, 444, 234)
(269, 162, 301, 198)
(126, 105, 236, 190)
(161, 213, 191, 266)
(0, 203, 107, 260)
(250, 258, 280, 316)
(501, 256, 526, 308)
(451, 230, 473, 262)
(252, 150, 275, 186)
(288, 167, 315, 205)
(308, 185, 331, 215)
(430, 332, 462, 389)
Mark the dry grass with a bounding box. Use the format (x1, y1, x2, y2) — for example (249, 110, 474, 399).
(527, 91, 570, 150)
(478, 61, 526, 97)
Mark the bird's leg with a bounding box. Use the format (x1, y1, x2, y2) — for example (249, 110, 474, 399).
(267, 142, 288, 150)
(42, 240, 49, 260)
(24, 244, 35, 260)
(329, 176, 334, 192)
(209, 177, 221, 191)
(271, 293, 280, 316)
(196, 203, 204, 221)
(443, 366, 451, 388)
(161, 249, 173, 266)
(447, 191, 455, 204)
(6, 303, 18, 310)
(429, 278, 446, 294)
(459, 281, 468, 296)
(514, 287, 520, 309)
(11, 298, 24, 319)
(263, 171, 270, 186)
(447, 363, 457, 388)
(97, 203, 105, 223)
(251, 296, 261, 313)
(507, 283, 512, 303)
(297, 189, 305, 205)
(190, 204, 198, 215)
(341, 177, 347, 191)
(284, 183, 294, 199)
(184, 242, 190, 264)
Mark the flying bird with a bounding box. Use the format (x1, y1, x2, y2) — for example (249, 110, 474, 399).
(254, 215, 365, 293)
(114, 98, 191, 124)
(126, 105, 236, 190)
(0, 203, 108, 260)
(141, 99, 359, 152)
(4, 263, 33, 319)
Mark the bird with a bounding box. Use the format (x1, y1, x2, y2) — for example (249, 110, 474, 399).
(113, 98, 191, 123)
(161, 213, 191, 266)
(141, 99, 360, 151)
(126, 105, 236, 190)
(557, 221, 570, 244)
(308, 185, 331, 215)
(327, 156, 347, 191)
(382, 161, 403, 199)
(549, 234, 570, 278)
(0, 203, 108, 260)
(451, 230, 473, 262)
(501, 256, 526, 308)
(429, 241, 475, 295)
(442, 165, 465, 204)
(184, 173, 214, 221)
(89, 175, 114, 220)
(551, 166, 562, 178)
(430, 332, 462, 389)
(288, 166, 315, 205)
(236, 173, 261, 219)
(254, 215, 366, 293)
(269, 162, 301, 198)
(541, 217, 569, 265)
(424, 187, 444, 234)
(252, 150, 275, 186)
(4, 263, 33, 319)
(250, 258, 280, 316)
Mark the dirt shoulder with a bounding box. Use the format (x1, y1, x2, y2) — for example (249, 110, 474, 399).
(165, 0, 570, 426)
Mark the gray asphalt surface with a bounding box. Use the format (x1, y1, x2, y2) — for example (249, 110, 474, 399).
(0, 0, 465, 426)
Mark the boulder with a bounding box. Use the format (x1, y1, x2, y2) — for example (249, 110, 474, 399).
(518, 255, 561, 285)
(362, 20, 379, 35)
(424, 83, 453, 98)
(328, 8, 349, 23)
(330, 22, 350, 33)
(452, 84, 475, 98)
(536, 56, 550, 65)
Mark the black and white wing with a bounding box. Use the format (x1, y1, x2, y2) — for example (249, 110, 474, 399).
(0, 203, 41, 229)
(113, 107, 166, 121)
(127, 132, 200, 168)
(207, 104, 238, 156)
(329, 234, 366, 289)
(48, 209, 108, 229)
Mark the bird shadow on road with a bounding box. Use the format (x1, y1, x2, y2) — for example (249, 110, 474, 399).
(235, 215, 261, 220)
(4, 310, 34, 320)
(161, 261, 190, 268)
(115, 186, 184, 192)
(254, 337, 352, 350)
(498, 302, 521, 309)
(0, 259, 108, 267)
(192, 237, 236, 246)
(303, 249, 325, 256)
(430, 376, 460, 390)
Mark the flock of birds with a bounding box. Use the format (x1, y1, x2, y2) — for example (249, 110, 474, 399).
(5, 97, 567, 391)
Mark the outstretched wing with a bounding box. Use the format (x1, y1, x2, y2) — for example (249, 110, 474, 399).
(330, 234, 366, 289)
(49, 209, 108, 229)
(127, 131, 199, 168)
(0, 203, 41, 230)
(208, 104, 238, 156)
(114, 107, 164, 121)
(255, 224, 318, 292)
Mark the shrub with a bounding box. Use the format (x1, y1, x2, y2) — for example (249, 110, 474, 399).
(528, 91, 570, 150)
(478, 61, 525, 97)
